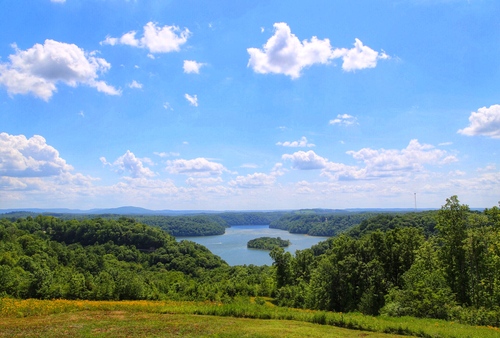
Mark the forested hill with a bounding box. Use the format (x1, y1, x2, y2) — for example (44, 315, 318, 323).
(345, 211, 439, 238)
(269, 212, 377, 236)
(133, 215, 227, 236)
(0, 215, 231, 299)
(0, 212, 286, 237)
(269, 197, 500, 327)
(216, 212, 286, 225)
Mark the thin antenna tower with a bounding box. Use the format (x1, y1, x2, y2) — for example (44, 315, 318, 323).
(414, 193, 417, 210)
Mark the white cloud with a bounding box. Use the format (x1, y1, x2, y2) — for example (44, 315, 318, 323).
(271, 162, 286, 176)
(186, 177, 223, 187)
(282, 150, 329, 170)
(0, 40, 120, 100)
(281, 140, 457, 182)
(101, 150, 155, 178)
(240, 163, 259, 169)
(154, 151, 179, 158)
(51, 0, 65, 3)
(276, 136, 315, 147)
(183, 60, 205, 74)
(345, 139, 457, 178)
(184, 93, 198, 107)
(247, 22, 388, 79)
(101, 22, 190, 54)
(163, 102, 173, 110)
(0, 132, 73, 177)
(247, 22, 334, 79)
(229, 172, 276, 188)
(332, 38, 389, 72)
(477, 164, 496, 172)
(458, 104, 500, 139)
(329, 114, 358, 126)
(166, 158, 226, 176)
(128, 80, 142, 89)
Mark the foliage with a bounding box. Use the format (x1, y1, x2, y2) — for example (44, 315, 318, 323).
(2, 197, 500, 329)
(217, 212, 285, 226)
(0, 216, 276, 301)
(269, 197, 500, 327)
(270, 212, 375, 236)
(134, 215, 227, 236)
(247, 237, 290, 250)
(345, 211, 438, 238)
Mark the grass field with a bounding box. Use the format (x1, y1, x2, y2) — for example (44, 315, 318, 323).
(1, 298, 498, 337)
(0, 311, 408, 338)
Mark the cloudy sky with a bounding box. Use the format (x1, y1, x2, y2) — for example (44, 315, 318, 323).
(1, 0, 499, 210)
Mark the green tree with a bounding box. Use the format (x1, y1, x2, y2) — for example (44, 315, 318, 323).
(381, 240, 455, 319)
(269, 247, 292, 288)
(436, 195, 470, 305)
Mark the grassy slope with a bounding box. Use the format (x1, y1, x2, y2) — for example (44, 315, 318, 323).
(1, 299, 498, 338)
(0, 311, 405, 338)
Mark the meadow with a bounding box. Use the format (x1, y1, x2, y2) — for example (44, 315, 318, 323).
(1, 298, 498, 338)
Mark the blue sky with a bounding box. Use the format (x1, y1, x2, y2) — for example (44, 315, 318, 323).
(1, 0, 499, 210)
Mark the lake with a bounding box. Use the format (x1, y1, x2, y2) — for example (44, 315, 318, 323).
(176, 225, 329, 266)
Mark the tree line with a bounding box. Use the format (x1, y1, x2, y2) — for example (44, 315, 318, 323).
(2, 197, 499, 327)
(247, 237, 290, 250)
(269, 196, 500, 326)
(269, 213, 378, 236)
(0, 216, 274, 301)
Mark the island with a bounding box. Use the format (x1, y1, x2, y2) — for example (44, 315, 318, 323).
(247, 236, 291, 250)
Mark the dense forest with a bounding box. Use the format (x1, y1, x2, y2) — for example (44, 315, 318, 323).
(269, 212, 378, 236)
(1, 196, 499, 328)
(134, 215, 227, 236)
(0, 216, 274, 301)
(0, 212, 287, 237)
(269, 196, 500, 326)
(247, 237, 290, 250)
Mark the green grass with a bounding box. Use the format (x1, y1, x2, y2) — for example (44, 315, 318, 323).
(0, 311, 406, 337)
(1, 298, 499, 337)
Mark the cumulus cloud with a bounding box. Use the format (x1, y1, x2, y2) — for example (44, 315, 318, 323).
(0, 40, 120, 100)
(247, 22, 388, 79)
(101, 22, 190, 54)
(332, 38, 389, 72)
(128, 80, 142, 89)
(345, 139, 457, 178)
(166, 158, 226, 176)
(0, 132, 73, 177)
(184, 93, 198, 106)
(458, 104, 500, 139)
(329, 114, 358, 126)
(183, 60, 205, 74)
(276, 136, 315, 147)
(247, 22, 334, 79)
(282, 150, 330, 170)
(282, 140, 457, 182)
(101, 150, 155, 178)
(229, 172, 276, 188)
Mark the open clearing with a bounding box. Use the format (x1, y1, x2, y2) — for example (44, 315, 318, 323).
(0, 311, 407, 338)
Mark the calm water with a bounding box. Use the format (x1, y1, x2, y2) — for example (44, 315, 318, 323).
(176, 225, 328, 266)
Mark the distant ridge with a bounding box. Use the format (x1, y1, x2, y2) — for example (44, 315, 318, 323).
(0, 207, 211, 216)
(0, 206, 438, 216)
